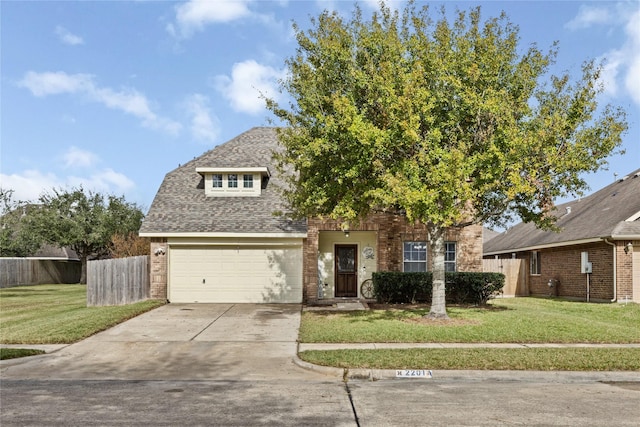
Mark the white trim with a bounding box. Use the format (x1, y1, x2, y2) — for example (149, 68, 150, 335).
(196, 167, 270, 177)
(610, 234, 640, 239)
(140, 232, 307, 239)
(624, 210, 640, 222)
(484, 238, 602, 256)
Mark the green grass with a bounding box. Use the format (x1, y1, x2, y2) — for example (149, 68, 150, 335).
(0, 284, 165, 344)
(0, 348, 46, 360)
(300, 298, 640, 344)
(300, 298, 640, 371)
(299, 348, 640, 371)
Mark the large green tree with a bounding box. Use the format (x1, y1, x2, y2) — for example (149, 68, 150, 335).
(24, 187, 145, 283)
(0, 189, 42, 257)
(267, 3, 627, 318)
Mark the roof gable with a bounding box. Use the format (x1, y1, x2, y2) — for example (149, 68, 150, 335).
(484, 168, 640, 254)
(139, 127, 306, 236)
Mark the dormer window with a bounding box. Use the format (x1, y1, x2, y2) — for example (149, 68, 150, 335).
(196, 167, 269, 198)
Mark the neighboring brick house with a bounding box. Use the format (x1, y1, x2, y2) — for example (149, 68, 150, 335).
(484, 169, 640, 303)
(140, 127, 483, 304)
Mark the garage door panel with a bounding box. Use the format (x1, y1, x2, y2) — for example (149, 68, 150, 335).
(169, 246, 302, 303)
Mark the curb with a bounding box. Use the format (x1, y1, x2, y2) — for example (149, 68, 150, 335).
(292, 352, 640, 383)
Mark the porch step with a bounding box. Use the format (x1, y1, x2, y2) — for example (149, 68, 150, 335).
(304, 300, 368, 311)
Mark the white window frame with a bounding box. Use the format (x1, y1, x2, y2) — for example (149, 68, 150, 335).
(212, 174, 223, 188)
(243, 174, 253, 188)
(445, 242, 456, 272)
(403, 241, 427, 272)
(530, 251, 541, 275)
(228, 174, 238, 188)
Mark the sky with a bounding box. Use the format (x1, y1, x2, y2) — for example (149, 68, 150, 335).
(1, 0, 639, 214)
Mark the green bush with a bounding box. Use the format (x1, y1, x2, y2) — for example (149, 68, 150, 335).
(371, 271, 431, 303)
(372, 271, 505, 305)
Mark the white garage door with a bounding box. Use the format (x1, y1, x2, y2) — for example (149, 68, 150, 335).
(169, 245, 303, 303)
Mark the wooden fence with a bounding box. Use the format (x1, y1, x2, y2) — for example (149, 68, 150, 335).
(0, 258, 81, 287)
(87, 256, 149, 306)
(483, 258, 528, 297)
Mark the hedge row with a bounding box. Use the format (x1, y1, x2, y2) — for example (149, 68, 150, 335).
(371, 271, 505, 305)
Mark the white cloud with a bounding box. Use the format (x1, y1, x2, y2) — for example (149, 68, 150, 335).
(213, 60, 284, 115)
(565, 5, 613, 30)
(63, 147, 99, 169)
(1, 168, 135, 203)
(566, 4, 640, 107)
(622, 8, 640, 104)
(0, 170, 62, 202)
(18, 71, 92, 96)
(184, 94, 220, 143)
(55, 26, 84, 46)
(18, 71, 182, 135)
(168, 0, 252, 38)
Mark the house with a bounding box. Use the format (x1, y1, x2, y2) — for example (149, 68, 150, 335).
(139, 127, 483, 304)
(483, 168, 640, 303)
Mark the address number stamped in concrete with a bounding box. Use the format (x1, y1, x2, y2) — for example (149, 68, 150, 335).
(395, 369, 433, 378)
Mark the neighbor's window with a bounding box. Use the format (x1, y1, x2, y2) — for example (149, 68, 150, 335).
(212, 174, 223, 188)
(403, 241, 427, 272)
(530, 251, 541, 275)
(243, 174, 253, 188)
(445, 242, 456, 272)
(228, 174, 238, 188)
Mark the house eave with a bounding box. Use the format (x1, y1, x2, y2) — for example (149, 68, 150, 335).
(195, 167, 271, 177)
(139, 232, 307, 239)
(484, 237, 602, 256)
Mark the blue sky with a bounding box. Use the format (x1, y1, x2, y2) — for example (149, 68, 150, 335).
(2, 0, 639, 212)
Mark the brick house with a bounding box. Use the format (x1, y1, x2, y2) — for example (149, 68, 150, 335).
(484, 169, 640, 303)
(139, 127, 483, 304)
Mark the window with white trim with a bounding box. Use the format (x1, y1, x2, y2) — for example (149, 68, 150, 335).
(403, 242, 427, 272)
(228, 174, 238, 188)
(243, 174, 253, 188)
(445, 242, 456, 272)
(530, 251, 541, 275)
(212, 174, 223, 188)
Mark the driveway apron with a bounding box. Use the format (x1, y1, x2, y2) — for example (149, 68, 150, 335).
(1, 304, 322, 381)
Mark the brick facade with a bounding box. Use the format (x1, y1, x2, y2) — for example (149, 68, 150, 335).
(303, 214, 483, 303)
(149, 238, 168, 300)
(488, 239, 638, 302)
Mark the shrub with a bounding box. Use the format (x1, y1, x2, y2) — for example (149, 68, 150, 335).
(372, 271, 505, 305)
(372, 271, 431, 303)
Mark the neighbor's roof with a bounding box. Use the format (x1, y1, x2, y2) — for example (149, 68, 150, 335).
(139, 127, 306, 236)
(484, 168, 640, 255)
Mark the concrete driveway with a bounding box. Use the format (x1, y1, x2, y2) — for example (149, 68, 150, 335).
(1, 304, 325, 381)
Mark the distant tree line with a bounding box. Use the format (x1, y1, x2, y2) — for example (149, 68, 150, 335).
(0, 187, 149, 283)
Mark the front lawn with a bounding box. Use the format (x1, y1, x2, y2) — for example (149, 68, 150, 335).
(300, 298, 640, 343)
(0, 284, 165, 344)
(299, 298, 640, 371)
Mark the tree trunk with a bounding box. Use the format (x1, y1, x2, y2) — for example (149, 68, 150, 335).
(80, 255, 87, 284)
(426, 225, 449, 319)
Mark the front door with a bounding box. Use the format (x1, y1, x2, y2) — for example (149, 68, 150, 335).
(335, 244, 357, 297)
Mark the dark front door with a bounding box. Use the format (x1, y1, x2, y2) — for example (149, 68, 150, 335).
(335, 244, 357, 297)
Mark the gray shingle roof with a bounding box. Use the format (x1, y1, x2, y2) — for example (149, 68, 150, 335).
(484, 168, 640, 254)
(139, 127, 306, 235)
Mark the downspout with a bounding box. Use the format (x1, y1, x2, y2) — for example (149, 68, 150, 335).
(603, 238, 617, 302)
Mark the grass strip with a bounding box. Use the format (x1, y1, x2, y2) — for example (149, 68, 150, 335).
(299, 348, 640, 371)
(0, 284, 165, 344)
(0, 348, 46, 360)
